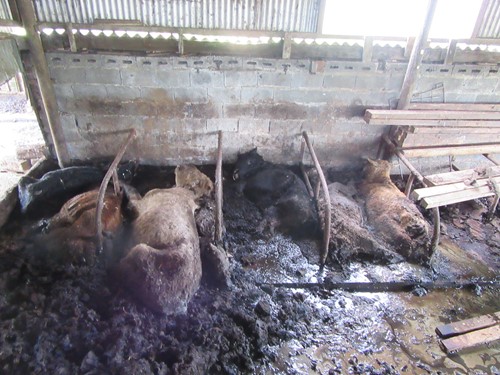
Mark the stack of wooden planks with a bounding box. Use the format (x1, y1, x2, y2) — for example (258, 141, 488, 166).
(412, 166, 500, 209)
(364, 103, 500, 158)
(436, 311, 500, 354)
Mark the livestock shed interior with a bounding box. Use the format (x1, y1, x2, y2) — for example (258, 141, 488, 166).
(0, 0, 499, 374)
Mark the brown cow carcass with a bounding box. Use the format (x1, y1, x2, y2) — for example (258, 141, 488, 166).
(118, 187, 202, 315)
(359, 159, 432, 263)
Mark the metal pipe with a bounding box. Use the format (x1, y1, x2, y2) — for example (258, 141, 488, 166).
(302, 131, 331, 266)
(215, 130, 224, 245)
(17, 0, 69, 168)
(405, 173, 415, 198)
(383, 135, 440, 253)
(95, 129, 136, 254)
(299, 139, 314, 197)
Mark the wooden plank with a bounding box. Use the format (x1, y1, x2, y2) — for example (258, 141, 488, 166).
(440, 325, 500, 354)
(410, 126, 500, 134)
(402, 144, 500, 158)
(408, 103, 500, 112)
(421, 185, 495, 208)
(424, 166, 500, 186)
(436, 312, 500, 339)
(365, 109, 500, 121)
(366, 118, 500, 127)
(414, 176, 500, 200)
(403, 133, 497, 148)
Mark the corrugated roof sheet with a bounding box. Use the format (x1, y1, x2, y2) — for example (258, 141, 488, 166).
(33, 0, 322, 32)
(473, 0, 500, 38)
(0, 0, 13, 21)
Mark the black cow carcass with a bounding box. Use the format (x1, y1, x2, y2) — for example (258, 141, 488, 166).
(233, 148, 319, 238)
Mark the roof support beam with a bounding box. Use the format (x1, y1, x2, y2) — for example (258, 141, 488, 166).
(17, 0, 69, 168)
(398, 0, 438, 110)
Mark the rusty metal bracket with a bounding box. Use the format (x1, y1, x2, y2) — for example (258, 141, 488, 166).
(95, 129, 136, 254)
(301, 131, 331, 266)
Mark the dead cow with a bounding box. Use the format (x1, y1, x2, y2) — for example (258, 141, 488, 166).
(118, 187, 202, 315)
(359, 159, 432, 263)
(28, 189, 123, 266)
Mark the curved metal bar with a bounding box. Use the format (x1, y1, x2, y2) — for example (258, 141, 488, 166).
(215, 131, 224, 245)
(302, 131, 331, 266)
(95, 129, 136, 254)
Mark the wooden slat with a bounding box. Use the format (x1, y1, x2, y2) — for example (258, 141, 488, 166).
(413, 177, 500, 200)
(436, 312, 500, 339)
(402, 144, 500, 158)
(403, 133, 497, 148)
(421, 185, 495, 208)
(365, 109, 500, 121)
(440, 325, 500, 354)
(410, 126, 500, 134)
(424, 166, 500, 186)
(366, 118, 500, 127)
(408, 103, 500, 112)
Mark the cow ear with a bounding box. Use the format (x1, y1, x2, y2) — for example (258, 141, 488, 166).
(366, 157, 376, 165)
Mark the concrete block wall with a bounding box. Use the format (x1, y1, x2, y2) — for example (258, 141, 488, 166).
(47, 52, 500, 170)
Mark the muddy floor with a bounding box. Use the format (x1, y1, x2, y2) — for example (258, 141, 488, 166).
(0, 165, 498, 375)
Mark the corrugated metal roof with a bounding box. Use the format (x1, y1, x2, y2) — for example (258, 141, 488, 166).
(0, 0, 13, 21)
(33, 0, 321, 32)
(473, 0, 500, 38)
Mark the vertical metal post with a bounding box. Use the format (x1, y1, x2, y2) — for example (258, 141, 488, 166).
(17, 0, 69, 168)
(215, 131, 224, 245)
(302, 131, 331, 266)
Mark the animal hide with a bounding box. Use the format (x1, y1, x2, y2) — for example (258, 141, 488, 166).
(359, 159, 432, 263)
(118, 187, 202, 315)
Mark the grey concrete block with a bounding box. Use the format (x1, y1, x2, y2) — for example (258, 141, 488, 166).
(290, 73, 324, 88)
(274, 89, 331, 103)
(323, 74, 357, 89)
(269, 120, 303, 135)
(157, 119, 207, 133)
(173, 88, 208, 102)
(191, 71, 224, 87)
(85, 68, 121, 85)
(241, 87, 274, 102)
(54, 84, 73, 99)
(258, 72, 293, 87)
(238, 119, 270, 134)
(72, 84, 107, 99)
(50, 67, 87, 84)
(208, 87, 241, 103)
(301, 121, 333, 135)
(223, 104, 255, 118)
(156, 70, 190, 87)
(225, 71, 258, 87)
(141, 87, 174, 101)
(121, 69, 157, 87)
(207, 119, 238, 132)
(105, 85, 141, 100)
(59, 113, 79, 142)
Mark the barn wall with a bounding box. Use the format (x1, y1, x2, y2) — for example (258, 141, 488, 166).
(47, 51, 500, 170)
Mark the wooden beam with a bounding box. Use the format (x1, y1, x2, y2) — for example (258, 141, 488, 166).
(484, 153, 500, 165)
(17, 0, 69, 168)
(7, 0, 21, 23)
(365, 109, 500, 121)
(215, 131, 224, 246)
(413, 177, 500, 200)
(398, 0, 438, 110)
(366, 119, 500, 127)
(65, 23, 77, 52)
(403, 134, 499, 148)
(282, 33, 292, 59)
(402, 144, 500, 158)
(421, 185, 496, 208)
(444, 39, 457, 65)
(408, 103, 500, 112)
(440, 325, 500, 354)
(410, 127, 500, 135)
(436, 312, 500, 338)
(424, 166, 500, 186)
(362, 36, 374, 63)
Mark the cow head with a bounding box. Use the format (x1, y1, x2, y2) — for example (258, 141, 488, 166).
(233, 148, 265, 180)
